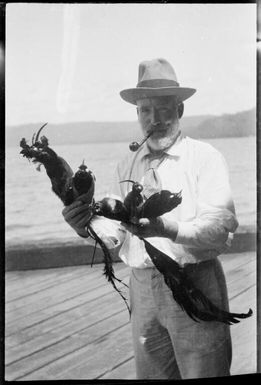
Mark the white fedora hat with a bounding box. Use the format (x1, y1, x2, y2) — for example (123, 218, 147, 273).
(120, 58, 196, 105)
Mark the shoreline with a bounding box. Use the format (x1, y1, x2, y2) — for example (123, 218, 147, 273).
(5, 228, 257, 271)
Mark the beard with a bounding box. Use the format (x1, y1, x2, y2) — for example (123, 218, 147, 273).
(146, 119, 180, 152)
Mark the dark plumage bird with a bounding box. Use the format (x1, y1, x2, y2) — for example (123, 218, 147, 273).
(93, 177, 252, 324)
(72, 162, 95, 205)
(20, 124, 129, 314)
(144, 240, 253, 324)
(120, 180, 144, 219)
(20, 124, 95, 206)
(94, 197, 130, 223)
(140, 190, 182, 218)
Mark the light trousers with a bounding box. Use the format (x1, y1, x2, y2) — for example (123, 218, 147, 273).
(129, 258, 232, 379)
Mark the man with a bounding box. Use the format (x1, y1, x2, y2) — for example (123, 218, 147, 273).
(62, 58, 239, 379)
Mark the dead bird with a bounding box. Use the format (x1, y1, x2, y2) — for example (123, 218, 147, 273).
(97, 178, 252, 324)
(20, 123, 129, 313)
(144, 240, 253, 324)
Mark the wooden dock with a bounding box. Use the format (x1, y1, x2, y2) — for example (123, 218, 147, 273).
(5, 251, 256, 380)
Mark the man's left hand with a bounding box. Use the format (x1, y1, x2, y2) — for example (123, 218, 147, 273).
(121, 217, 179, 241)
(121, 217, 165, 239)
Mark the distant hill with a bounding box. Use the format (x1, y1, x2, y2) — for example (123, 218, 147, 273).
(188, 109, 256, 139)
(6, 108, 255, 147)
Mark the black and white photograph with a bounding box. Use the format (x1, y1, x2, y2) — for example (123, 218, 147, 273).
(5, 2, 257, 381)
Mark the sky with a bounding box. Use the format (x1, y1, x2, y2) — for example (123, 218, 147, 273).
(6, 3, 256, 125)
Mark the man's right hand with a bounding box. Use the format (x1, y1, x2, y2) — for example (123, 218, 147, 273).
(62, 199, 93, 238)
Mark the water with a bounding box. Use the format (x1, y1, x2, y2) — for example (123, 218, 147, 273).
(6, 137, 256, 247)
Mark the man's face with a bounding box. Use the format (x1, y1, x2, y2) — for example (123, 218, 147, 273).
(137, 96, 180, 152)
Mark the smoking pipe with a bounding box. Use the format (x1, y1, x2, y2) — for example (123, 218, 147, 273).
(129, 122, 161, 152)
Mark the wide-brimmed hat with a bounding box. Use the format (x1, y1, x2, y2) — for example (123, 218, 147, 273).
(120, 58, 196, 105)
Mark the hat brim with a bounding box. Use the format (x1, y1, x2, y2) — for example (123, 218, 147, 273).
(120, 87, 196, 105)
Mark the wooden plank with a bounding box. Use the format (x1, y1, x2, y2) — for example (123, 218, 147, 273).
(7, 259, 252, 322)
(5, 266, 74, 282)
(229, 273, 255, 303)
(229, 285, 256, 375)
(5, 264, 86, 289)
(224, 258, 256, 283)
(18, 323, 133, 380)
(227, 269, 255, 301)
(5, 267, 89, 300)
(5, 267, 101, 308)
(6, 291, 129, 364)
(219, 250, 255, 266)
(6, 262, 126, 301)
(5, 251, 254, 299)
(6, 252, 255, 316)
(57, 330, 133, 381)
(6, 265, 252, 346)
(226, 258, 256, 284)
(231, 323, 256, 376)
(5, 268, 130, 336)
(5, 285, 130, 340)
(5, 286, 128, 350)
(98, 356, 135, 380)
(5, 251, 253, 294)
(5, 264, 129, 314)
(6, 258, 248, 342)
(17, 287, 256, 381)
(6, 254, 254, 346)
(6, 310, 131, 380)
(5, 252, 257, 381)
(220, 253, 256, 280)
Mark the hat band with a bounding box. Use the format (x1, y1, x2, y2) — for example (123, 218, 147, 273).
(137, 79, 179, 88)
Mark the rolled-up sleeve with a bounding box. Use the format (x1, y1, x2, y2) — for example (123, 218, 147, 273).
(175, 149, 238, 252)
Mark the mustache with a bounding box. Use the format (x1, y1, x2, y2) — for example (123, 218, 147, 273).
(128, 121, 174, 152)
(149, 121, 172, 130)
(151, 122, 162, 128)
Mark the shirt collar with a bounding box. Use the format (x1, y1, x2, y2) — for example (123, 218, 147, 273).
(165, 133, 186, 157)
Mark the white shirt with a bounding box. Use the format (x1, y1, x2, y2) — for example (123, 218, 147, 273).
(90, 135, 238, 268)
